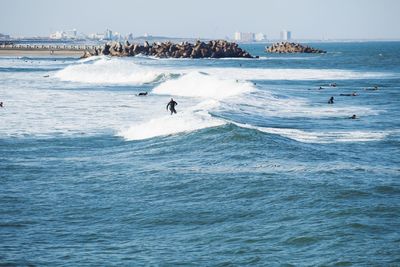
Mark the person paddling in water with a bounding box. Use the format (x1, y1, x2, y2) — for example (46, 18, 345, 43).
(166, 98, 178, 115)
(349, 114, 357, 119)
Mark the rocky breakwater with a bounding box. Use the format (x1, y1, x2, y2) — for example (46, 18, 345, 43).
(266, 42, 326, 53)
(81, 40, 253, 59)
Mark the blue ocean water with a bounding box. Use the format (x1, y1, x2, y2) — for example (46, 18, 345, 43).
(1, 42, 400, 266)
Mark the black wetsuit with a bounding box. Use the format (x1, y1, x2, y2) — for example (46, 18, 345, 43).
(166, 100, 178, 115)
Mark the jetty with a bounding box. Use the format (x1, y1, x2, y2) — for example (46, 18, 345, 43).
(0, 43, 102, 56)
(81, 40, 253, 59)
(0, 40, 253, 59)
(266, 42, 326, 54)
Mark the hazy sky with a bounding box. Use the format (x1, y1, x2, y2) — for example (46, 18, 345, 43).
(1, 0, 400, 39)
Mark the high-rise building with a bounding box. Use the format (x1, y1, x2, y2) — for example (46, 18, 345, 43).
(0, 33, 10, 40)
(89, 32, 107, 40)
(280, 30, 291, 41)
(104, 29, 113, 40)
(50, 29, 78, 39)
(255, 33, 266, 41)
(234, 32, 255, 42)
(49, 31, 64, 39)
(64, 29, 77, 39)
(234, 32, 241, 41)
(113, 32, 122, 40)
(126, 33, 134, 40)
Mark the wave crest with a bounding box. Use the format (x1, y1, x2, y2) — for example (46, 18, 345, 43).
(153, 71, 254, 99)
(233, 122, 393, 143)
(55, 57, 176, 85)
(119, 100, 225, 141)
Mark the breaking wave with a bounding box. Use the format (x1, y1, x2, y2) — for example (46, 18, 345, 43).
(152, 71, 254, 99)
(199, 67, 394, 81)
(119, 72, 253, 140)
(54, 56, 394, 86)
(55, 57, 178, 85)
(120, 100, 225, 141)
(232, 122, 394, 143)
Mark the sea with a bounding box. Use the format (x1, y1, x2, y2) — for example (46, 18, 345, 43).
(1, 42, 399, 266)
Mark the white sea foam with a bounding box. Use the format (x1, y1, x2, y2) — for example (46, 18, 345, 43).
(252, 56, 317, 60)
(233, 122, 393, 143)
(200, 67, 393, 81)
(54, 56, 394, 86)
(120, 101, 225, 141)
(223, 91, 380, 118)
(4, 56, 394, 143)
(78, 55, 110, 63)
(119, 72, 253, 140)
(152, 71, 254, 99)
(55, 57, 176, 85)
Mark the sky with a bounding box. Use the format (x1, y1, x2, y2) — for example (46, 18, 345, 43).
(1, 0, 400, 40)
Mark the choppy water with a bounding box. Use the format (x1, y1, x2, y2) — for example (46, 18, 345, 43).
(1, 42, 400, 266)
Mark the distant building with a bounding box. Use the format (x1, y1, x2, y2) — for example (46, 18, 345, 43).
(0, 33, 11, 40)
(104, 29, 113, 40)
(234, 32, 255, 42)
(234, 32, 241, 41)
(49, 31, 64, 39)
(280, 30, 291, 41)
(88, 33, 105, 40)
(64, 29, 77, 39)
(255, 33, 266, 42)
(126, 33, 134, 40)
(113, 32, 122, 41)
(49, 29, 78, 40)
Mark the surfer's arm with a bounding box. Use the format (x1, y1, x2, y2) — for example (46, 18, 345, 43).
(166, 103, 170, 110)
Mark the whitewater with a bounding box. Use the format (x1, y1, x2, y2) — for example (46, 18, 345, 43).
(2, 55, 392, 143)
(1, 42, 400, 266)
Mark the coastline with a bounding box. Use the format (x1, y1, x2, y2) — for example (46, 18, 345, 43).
(0, 49, 84, 57)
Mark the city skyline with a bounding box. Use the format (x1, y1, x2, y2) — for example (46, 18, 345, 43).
(3, 27, 399, 43)
(1, 0, 400, 40)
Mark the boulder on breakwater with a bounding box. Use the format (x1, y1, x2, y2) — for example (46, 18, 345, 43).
(266, 42, 326, 53)
(81, 40, 253, 59)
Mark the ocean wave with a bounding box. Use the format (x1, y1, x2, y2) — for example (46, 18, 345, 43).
(55, 57, 179, 85)
(54, 56, 395, 87)
(255, 56, 318, 60)
(120, 72, 255, 140)
(223, 91, 380, 118)
(152, 71, 254, 99)
(78, 55, 111, 63)
(119, 101, 225, 141)
(200, 67, 394, 81)
(118, 69, 388, 141)
(232, 122, 394, 143)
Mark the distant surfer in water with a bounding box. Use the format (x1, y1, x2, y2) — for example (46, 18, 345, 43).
(0, 102, 3, 108)
(328, 96, 334, 104)
(349, 114, 357, 119)
(340, 92, 358, 96)
(365, 86, 379, 91)
(166, 98, 178, 115)
(137, 92, 148, 96)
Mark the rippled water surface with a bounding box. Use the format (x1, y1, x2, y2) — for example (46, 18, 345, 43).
(1, 42, 400, 265)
